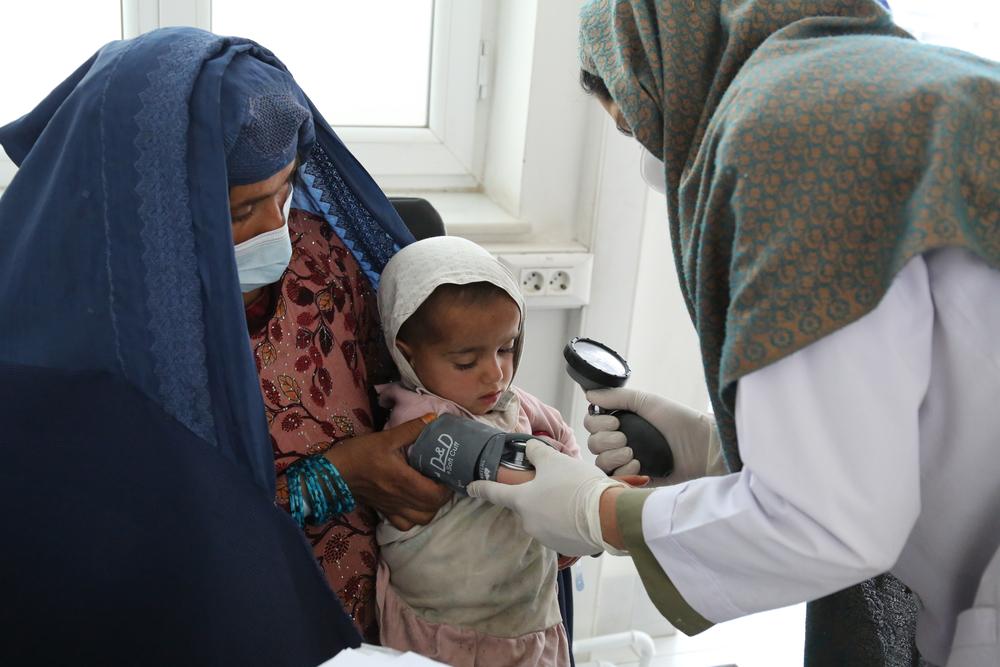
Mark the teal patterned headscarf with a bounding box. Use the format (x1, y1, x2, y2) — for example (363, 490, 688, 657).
(580, 0, 1000, 469)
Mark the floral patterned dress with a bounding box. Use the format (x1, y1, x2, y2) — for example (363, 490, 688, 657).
(246, 208, 391, 642)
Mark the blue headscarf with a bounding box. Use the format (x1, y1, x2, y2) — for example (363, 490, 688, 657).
(0, 28, 411, 662)
(0, 27, 410, 493)
(220, 53, 313, 185)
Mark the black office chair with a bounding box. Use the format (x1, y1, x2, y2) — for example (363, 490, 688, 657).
(389, 197, 446, 241)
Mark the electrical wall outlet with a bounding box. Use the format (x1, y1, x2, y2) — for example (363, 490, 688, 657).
(497, 253, 593, 308)
(548, 270, 571, 293)
(521, 270, 546, 294)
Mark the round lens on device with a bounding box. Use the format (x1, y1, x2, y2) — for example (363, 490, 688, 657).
(563, 337, 631, 390)
(573, 339, 628, 375)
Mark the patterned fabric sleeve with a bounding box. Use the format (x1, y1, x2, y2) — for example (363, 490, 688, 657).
(250, 210, 387, 642)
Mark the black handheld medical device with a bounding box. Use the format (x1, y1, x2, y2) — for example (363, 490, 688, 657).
(563, 337, 674, 477)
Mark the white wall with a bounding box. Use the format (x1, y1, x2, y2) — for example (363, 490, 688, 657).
(510, 307, 577, 412)
(481, 0, 536, 214)
(627, 191, 709, 412)
(479, 0, 607, 421)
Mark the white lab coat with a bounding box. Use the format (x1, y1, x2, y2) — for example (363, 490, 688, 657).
(639, 247, 1000, 665)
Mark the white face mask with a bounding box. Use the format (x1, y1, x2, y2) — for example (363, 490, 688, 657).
(640, 147, 667, 195)
(233, 187, 294, 293)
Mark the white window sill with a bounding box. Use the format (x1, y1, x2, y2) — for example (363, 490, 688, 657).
(0, 182, 583, 254)
(389, 190, 530, 239)
(389, 190, 590, 255)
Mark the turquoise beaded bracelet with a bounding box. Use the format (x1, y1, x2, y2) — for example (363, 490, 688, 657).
(285, 455, 356, 528)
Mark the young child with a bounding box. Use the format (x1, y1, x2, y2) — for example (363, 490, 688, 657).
(375, 236, 579, 666)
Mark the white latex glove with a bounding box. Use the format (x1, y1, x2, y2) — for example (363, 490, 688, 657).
(585, 388, 725, 483)
(466, 439, 626, 557)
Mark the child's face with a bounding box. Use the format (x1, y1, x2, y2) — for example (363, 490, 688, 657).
(398, 294, 521, 415)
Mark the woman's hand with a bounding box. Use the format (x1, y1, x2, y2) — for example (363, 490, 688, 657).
(325, 415, 452, 531)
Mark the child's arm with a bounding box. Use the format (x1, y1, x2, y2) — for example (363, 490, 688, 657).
(497, 386, 577, 485)
(512, 386, 580, 458)
(378, 383, 461, 429)
(496, 466, 535, 485)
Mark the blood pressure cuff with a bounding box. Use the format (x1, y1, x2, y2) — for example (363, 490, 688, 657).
(408, 414, 531, 494)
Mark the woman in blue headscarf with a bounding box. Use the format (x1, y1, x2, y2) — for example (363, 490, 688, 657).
(0, 27, 452, 664)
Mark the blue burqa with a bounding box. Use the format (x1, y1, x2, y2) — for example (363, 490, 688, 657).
(0, 28, 413, 665)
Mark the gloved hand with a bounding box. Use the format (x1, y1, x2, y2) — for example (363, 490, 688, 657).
(467, 439, 626, 556)
(585, 388, 724, 483)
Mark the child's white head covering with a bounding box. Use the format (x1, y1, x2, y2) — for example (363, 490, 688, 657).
(378, 237, 524, 392)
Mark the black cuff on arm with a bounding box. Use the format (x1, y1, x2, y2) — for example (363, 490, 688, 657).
(407, 414, 525, 493)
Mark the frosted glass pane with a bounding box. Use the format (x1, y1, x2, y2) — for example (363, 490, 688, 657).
(890, 0, 1000, 62)
(212, 0, 434, 127)
(0, 2, 121, 125)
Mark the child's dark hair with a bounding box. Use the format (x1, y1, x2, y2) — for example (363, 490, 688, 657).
(398, 282, 518, 345)
(580, 69, 611, 102)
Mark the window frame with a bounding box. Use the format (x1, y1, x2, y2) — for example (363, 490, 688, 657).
(0, 0, 489, 194)
(122, 0, 488, 192)
(0, 0, 498, 221)
(336, 0, 489, 191)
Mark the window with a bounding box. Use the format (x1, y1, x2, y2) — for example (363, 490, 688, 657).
(0, 0, 487, 193)
(0, 2, 122, 126)
(213, 1, 433, 128)
(0, 1, 121, 187)
(210, 0, 487, 192)
(890, 0, 1000, 61)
